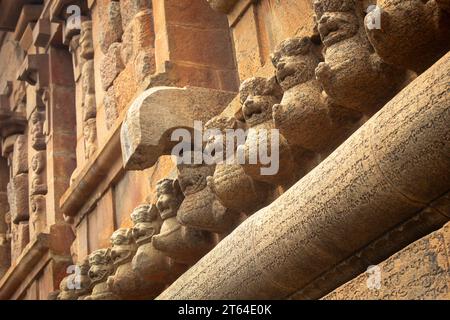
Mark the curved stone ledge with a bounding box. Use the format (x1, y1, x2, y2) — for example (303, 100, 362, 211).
(120, 86, 236, 170)
(157, 52, 450, 300)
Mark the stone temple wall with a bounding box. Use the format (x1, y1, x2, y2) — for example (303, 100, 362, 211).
(0, 0, 448, 300)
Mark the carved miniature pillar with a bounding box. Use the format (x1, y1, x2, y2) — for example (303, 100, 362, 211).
(157, 52, 450, 300)
(313, 0, 409, 115)
(365, 0, 450, 74)
(152, 178, 215, 265)
(45, 46, 77, 226)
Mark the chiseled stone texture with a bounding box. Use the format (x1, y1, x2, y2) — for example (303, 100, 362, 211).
(99, 0, 123, 54)
(324, 222, 450, 300)
(12, 135, 28, 176)
(120, 0, 152, 30)
(100, 42, 125, 91)
(8, 174, 29, 224)
(156, 53, 450, 300)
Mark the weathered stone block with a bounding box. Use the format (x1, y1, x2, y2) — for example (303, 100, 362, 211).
(11, 221, 29, 263)
(103, 85, 119, 130)
(324, 222, 450, 300)
(99, 0, 123, 54)
(8, 174, 29, 224)
(100, 42, 124, 91)
(12, 135, 28, 176)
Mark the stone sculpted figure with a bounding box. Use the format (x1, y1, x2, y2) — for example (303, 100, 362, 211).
(313, 0, 407, 115)
(176, 155, 241, 233)
(84, 248, 118, 300)
(106, 228, 149, 299)
(57, 257, 92, 300)
(205, 115, 270, 215)
(238, 76, 297, 187)
(364, 0, 450, 73)
(152, 178, 215, 265)
(271, 36, 361, 154)
(131, 204, 186, 296)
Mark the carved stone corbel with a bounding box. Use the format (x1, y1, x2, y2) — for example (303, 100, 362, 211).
(271, 36, 361, 154)
(120, 86, 236, 170)
(57, 257, 92, 300)
(364, 0, 450, 73)
(204, 115, 270, 215)
(238, 76, 298, 187)
(130, 204, 186, 295)
(16, 54, 49, 89)
(84, 248, 118, 300)
(152, 179, 215, 265)
(313, 0, 408, 115)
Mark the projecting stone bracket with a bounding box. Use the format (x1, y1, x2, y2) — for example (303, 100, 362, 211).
(120, 86, 236, 170)
(17, 54, 49, 88)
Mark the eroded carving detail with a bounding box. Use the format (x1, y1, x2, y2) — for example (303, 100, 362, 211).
(30, 110, 46, 151)
(239, 77, 297, 186)
(57, 257, 92, 300)
(271, 36, 361, 153)
(313, 0, 408, 114)
(152, 179, 215, 265)
(205, 115, 270, 215)
(365, 0, 450, 73)
(84, 249, 118, 300)
(30, 151, 47, 196)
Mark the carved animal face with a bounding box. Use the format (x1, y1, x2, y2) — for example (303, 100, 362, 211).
(317, 12, 359, 46)
(130, 204, 161, 244)
(88, 249, 114, 285)
(131, 222, 157, 245)
(271, 37, 320, 90)
(241, 94, 278, 127)
(57, 276, 78, 300)
(177, 164, 215, 196)
(156, 179, 183, 219)
(239, 77, 282, 127)
(110, 229, 136, 267)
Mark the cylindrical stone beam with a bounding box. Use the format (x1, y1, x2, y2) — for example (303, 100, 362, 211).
(157, 53, 450, 300)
